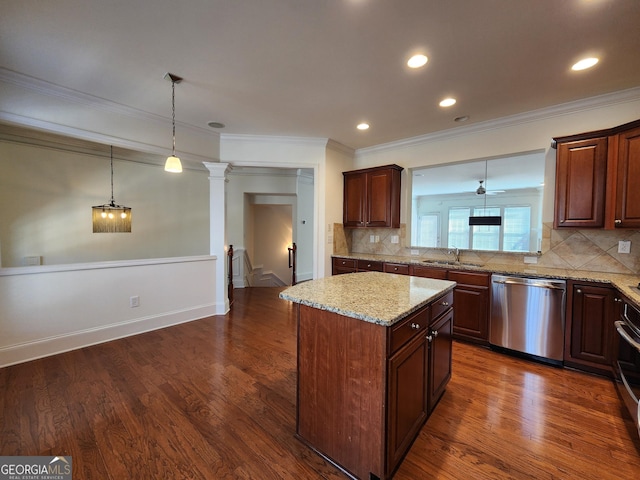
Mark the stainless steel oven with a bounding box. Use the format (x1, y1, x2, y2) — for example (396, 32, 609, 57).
(614, 300, 640, 437)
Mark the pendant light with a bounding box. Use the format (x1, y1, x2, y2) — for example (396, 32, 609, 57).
(164, 72, 183, 173)
(92, 146, 132, 233)
(469, 160, 501, 226)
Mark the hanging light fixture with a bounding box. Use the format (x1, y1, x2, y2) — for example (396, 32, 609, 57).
(469, 160, 502, 226)
(92, 146, 132, 233)
(164, 72, 183, 173)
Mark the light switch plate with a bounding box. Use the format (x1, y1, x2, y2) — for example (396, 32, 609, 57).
(524, 256, 538, 264)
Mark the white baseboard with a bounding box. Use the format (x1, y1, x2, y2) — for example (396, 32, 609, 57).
(0, 304, 219, 368)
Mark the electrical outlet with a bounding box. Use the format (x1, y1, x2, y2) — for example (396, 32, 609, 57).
(618, 240, 631, 254)
(411, 249, 420, 255)
(524, 256, 538, 264)
(130, 295, 140, 308)
(370, 235, 375, 243)
(391, 235, 399, 244)
(327, 234, 333, 244)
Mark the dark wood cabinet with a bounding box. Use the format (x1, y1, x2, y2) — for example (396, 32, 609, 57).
(554, 118, 640, 229)
(565, 282, 621, 377)
(387, 330, 428, 472)
(554, 136, 608, 228)
(384, 262, 410, 275)
(357, 259, 384, 272)
(331, 257, 356, 275)
(296, 284, 454, 480)
(343, 164, 402, 228)
(448, 271, 491, 345)
(413, 267, 490, 345)
(410, 265, 448, 279)
(614, 125, 640, 228)
(428, 298, 453, 413)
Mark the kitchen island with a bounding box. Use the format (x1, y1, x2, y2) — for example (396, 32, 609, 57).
(280, 272, 456, 480)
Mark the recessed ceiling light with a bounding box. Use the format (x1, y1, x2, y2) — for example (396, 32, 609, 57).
(571, 57, 599, 71)
(439, 98, 456, 107)
(454, 115, 469, 122)
(357, 123, 370, 130)
(407, 54, 428, 68)
(207, 121, 226, 129)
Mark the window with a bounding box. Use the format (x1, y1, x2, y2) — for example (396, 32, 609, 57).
(410, 151, 546, 253)
(472, 207, 500, 250)
(448, 208, 470, 249)
(417, 213, 440, 247)
(503, 206, 531, 252)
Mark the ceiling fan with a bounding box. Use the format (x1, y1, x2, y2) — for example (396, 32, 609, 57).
(474, 180, 504, 195)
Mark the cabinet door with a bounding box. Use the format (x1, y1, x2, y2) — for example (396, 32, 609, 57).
(615, 126, 640, 228)
(343, 172, 366, 227)
(451, 284, 489, 344)
(387, 333, 428, 474)
(554, 137, 608, 228)
(367, 168, 398, 227)
(428, 308, 453, 413)
(568, 284, 617, 374)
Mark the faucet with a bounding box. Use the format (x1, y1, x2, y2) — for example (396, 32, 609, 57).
(448, 247, 460, 263)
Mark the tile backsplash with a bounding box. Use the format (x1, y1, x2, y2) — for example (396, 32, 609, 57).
(333, 222, 640, 275)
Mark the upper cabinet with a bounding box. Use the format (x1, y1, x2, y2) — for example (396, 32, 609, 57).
(554, 119, 640, 229)
(343, 164, 403, 228)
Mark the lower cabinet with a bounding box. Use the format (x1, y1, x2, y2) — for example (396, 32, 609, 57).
(387, 290, 453, 477)
(413, 266, 490, 345)
(387, 332, 428, 472)
(428, 307, 453, 413)
(332, 257, 356, 275)
(448, 271, 491, 345)
(565, 282, 621, 377)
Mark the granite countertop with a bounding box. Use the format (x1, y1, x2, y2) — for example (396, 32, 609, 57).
(332, 253, 640, 308)
(279, 271, 455, 326)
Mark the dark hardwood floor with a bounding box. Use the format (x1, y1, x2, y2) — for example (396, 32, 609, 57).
(1, 287, 639, 479)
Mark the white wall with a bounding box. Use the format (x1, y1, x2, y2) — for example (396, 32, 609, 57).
(0, 137, 210, 267)
(0, 256, 217, 367)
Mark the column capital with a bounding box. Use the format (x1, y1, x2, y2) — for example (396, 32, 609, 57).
(203, 162, 230, 178)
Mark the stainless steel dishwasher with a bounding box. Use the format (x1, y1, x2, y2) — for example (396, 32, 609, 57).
(490, 274, 567, 365)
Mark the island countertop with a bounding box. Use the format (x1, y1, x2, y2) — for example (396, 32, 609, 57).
(279, 271, 455, 326)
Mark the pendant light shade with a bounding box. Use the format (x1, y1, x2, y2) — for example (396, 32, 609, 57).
(92, 146, 132, 233)
(164, 72, 183, 173)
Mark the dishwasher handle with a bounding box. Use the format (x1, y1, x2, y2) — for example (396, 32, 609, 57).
(492, 278, 566, 291)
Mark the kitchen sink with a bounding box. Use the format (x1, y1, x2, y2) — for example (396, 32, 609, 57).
(422, 260, 481, 268)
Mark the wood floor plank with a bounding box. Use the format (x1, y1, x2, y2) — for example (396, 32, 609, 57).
(1, 286, 639, 479)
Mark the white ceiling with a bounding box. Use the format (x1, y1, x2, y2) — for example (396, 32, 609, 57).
(1, 0, 640, 151)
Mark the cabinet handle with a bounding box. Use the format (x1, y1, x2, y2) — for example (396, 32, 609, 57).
(433, 330, 439, 337)
(367, 264, 372, 268)
(576, 289, 582, 294)
(615, 298, 622, 303)
(411, 323, 421, 329)
(614, 219, 622, 225)
(426, 335, 433, 342)
(441, 301, 449, 306)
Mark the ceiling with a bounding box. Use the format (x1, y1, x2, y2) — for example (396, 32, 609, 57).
(1, 0, 640, 151)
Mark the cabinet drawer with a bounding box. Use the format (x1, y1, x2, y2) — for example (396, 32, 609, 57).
(333, 257, 356, 268)
(448, 270, 490, 287)
(411, 265, 448, 279)
(384, 263, 410, 275)
(431, 290, 454, 321)
(390, 306, 429, 354)
(357, 259, 384, 272)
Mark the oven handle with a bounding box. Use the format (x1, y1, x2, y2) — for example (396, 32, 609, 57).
(615, 320, 640, 351)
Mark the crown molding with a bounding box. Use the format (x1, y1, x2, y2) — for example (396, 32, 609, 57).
(0, 67, 213, 136)
(220, 132, 329, 147)
(355, 86, 640, 157)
